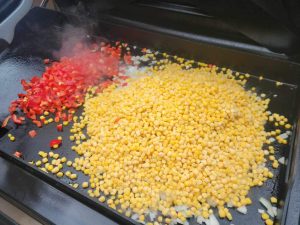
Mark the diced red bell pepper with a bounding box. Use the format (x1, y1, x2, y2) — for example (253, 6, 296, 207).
(57, 124, 63, 132)
(32, 120, 42, 127)
(50, 139, 62, 148)
(114, 117, 122, 124)
(11, 114, 23, 125)
(8, 42, 124, 126)
(124, 54, 132, 65)
(13, 151, 22, 158)
(28, 130, 37, 138)
(119, 76, 129, 80)
(54, 116, 60, 123)
(2, 115, 11, 127)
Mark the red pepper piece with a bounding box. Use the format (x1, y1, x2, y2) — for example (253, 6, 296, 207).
(54, 116, 60, 123)
(2, 115, 11, 127)
(114, 117, 122, 124)
(121, 83, 128, 87)
(119, 76, 129, 80)
(44, 59, 50, 64)
(13, 151, 22, 158)
(8, 42, 123, 126)
(57, 124, 63, 132)
(124, 54, 132, 65)
(61, 113, 68, 121)
(50, 139, 62, 148)
(11, 114, 23, 125)
(32, 120, 42, 127)
(28, 130, 37, 138)
(101, 80, 113, 89)
(67, 114, 73, 122)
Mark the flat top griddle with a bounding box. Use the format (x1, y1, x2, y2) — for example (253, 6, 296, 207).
(0, 7, 300, 225)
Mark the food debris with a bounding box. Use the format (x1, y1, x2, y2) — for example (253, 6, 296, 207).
(49, 139, 62, 149)
(13, 151, 22, 158)
(28, 130, 37, 138)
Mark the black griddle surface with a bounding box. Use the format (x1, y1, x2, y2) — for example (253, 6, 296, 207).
(0, 7, 299, 225)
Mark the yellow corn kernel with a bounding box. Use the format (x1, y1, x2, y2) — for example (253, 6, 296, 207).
(65, 171, 71, 177)
(35, 160, 42, 167)
(261, 212, 269, 220)
(270, 197, 278, 204)
(99, 196, 106, 203)
(51, 167, 59, 174)
(46, 164, 53, 171)
(61, 157, 67, 163)
(9, 136, 15, 142)
(265, 219, 274, 225)
(139, 215, 145, 222)
(269, 155, 275, 161)
(82, 182, 89, 188)
(42, 158, 48, 163)
(272, 161, 279, 168)
(70, 173, 77, 180)
(38, 151, 46, 157)
(285, 124, 291, 129)
(57, 172, 63, 177)
(226, 212, 233, 221)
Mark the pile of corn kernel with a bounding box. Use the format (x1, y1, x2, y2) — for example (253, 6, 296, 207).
(66, 62, 290, 225)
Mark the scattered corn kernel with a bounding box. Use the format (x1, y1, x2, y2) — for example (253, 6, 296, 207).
(57, 172, 64, 177)
(82, 182, 89, 188)
(61, 157, 67, 163)
(261, 212, 269, 220)
(9, 136, 15, 142)
(65, 171, 71, 177)
(42, 158, 48, 163)
(70, 173, 77, 180)
(35, 160, 42, 167)
(285, 124, 291, 129)
(270, 197, 278, 204)
(51, 167, 59, 174)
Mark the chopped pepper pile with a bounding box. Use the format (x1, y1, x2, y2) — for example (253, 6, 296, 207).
(6, 43, 130, 127)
